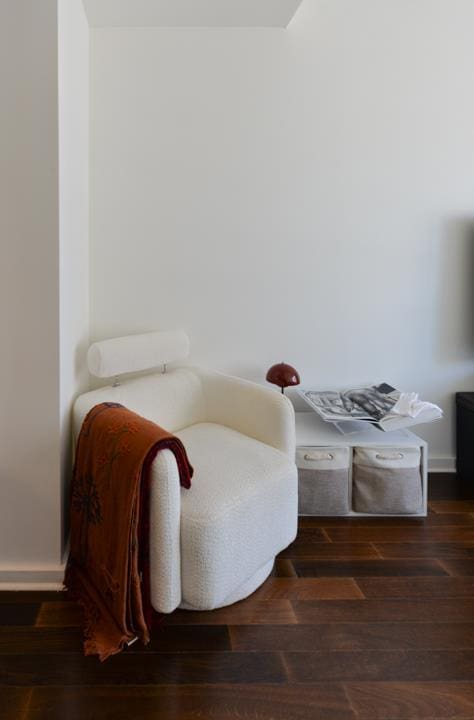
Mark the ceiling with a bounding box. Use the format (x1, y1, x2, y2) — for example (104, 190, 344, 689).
(82, 0, 304, 28)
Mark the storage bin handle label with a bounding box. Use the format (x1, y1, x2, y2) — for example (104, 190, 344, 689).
(304, 452, 334, 461)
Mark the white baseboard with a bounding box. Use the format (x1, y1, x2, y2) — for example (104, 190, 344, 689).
(0, 564, 65, 591)
(428, 456, 456, 473)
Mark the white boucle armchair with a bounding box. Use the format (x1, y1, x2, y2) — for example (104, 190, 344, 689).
(73, 331, 298, 613)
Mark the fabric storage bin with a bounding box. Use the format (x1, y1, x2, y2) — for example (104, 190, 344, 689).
(352, 446, 422, 514)
(296, 447, 350, 515)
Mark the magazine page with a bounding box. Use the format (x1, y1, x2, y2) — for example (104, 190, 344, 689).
(298, 383, 399, 422)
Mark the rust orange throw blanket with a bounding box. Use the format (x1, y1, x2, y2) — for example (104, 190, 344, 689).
(64, 402, 193, 661)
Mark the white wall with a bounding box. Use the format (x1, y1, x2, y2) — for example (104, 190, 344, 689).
(58, 0, 90, 554)
(0, 0, 90, 585)
(90, 0, 474, 466)
(0, 0, 62, 576)
(83, 0, 304, 28)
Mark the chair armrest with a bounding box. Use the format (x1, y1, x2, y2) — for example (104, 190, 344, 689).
(73, 393, 183, 613)
(149, 449, 182, 613)
(198, 369, 296, 459)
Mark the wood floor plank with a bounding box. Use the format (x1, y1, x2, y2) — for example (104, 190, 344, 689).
(37, 598, 297, 628)
(1, 652, 286, 686)
(374, 542, 474, 559)
(272, 559, 297, 577)
(251, 577, 363, 601)
(430, 501, 474, 514)
(292, 598, 474, 623)
(35, 602, 82, 627)
(289, 527, 329, 542)
(325, 527, 474, 543)
(0, 603, 39, 627)
(439, 559, 474, 576)
(284, 650, 474, 682)
(298, 516, 332, 527)
(356, 576, 474, 598)
(344, 681, 474, 719)
(279, 543, 379, 559)
(0, 627, 82, 654)
(145, 625, 232, 652)
(0, 624, 231, 654)
(230, 622, 474, 651)
(26, 684, 356, 720)
(0, 592, 64, 604)
(0, 688, 31, 720)
(292, 559, 447, 578)
(166, 599, 297, 625)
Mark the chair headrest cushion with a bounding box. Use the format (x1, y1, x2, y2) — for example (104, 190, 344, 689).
(87, 330, 190, 378)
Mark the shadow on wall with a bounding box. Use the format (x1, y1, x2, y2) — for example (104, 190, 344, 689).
(221, 363, 269, 387)
(62, 336, 91, 557)
(437, 218, 474, 364)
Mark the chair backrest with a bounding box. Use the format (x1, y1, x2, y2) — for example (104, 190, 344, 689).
(73, 368, 206, 438)
(74, 331, 206, 437)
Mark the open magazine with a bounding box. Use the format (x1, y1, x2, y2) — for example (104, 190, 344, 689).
(298, 383, 443, 432)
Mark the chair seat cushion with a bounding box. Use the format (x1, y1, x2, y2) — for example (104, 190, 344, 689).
(175, 423, 297, 609)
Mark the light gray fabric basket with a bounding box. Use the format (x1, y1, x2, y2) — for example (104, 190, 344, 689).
(298, 468, 350, 515)
(297, 447, 350, 516)
(352, 446, 422, 514)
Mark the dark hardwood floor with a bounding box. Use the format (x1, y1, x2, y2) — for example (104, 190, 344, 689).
(1, 474, 474, 719)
